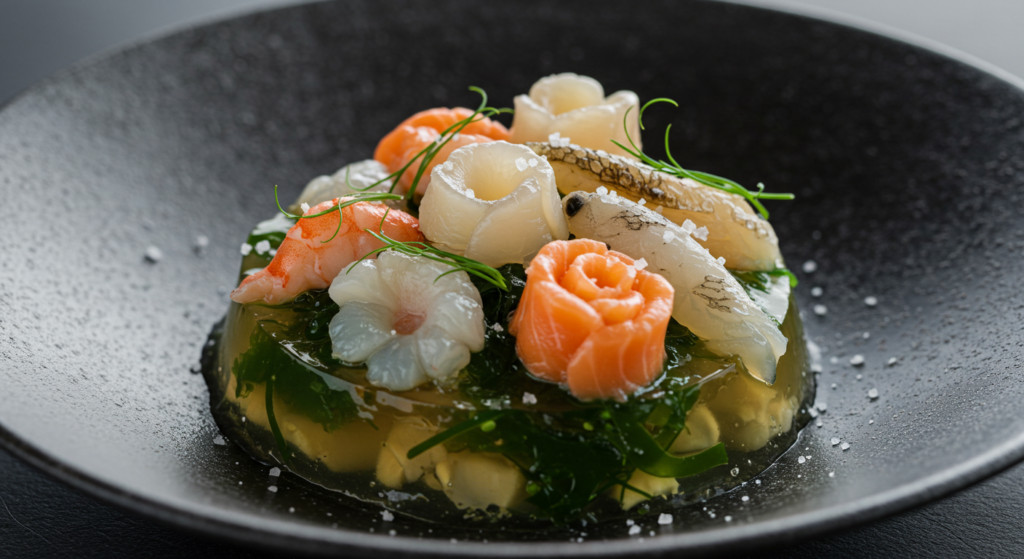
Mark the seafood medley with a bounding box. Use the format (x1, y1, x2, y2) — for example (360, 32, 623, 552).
(202, 73, 813, 524)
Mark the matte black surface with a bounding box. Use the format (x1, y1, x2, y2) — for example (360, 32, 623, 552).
(1, 0, 1023, 557)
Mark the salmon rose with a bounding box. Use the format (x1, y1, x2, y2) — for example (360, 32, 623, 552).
(509, 239, 674, 401)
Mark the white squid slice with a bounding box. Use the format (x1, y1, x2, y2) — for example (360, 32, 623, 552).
(508, 73, 641, 158)
(530, 141, 783, 272)
(417, 141, 569, 268)
(294, 159, 395, 209)
(561, 191, 787, 384)
(328, 251, 485, 391)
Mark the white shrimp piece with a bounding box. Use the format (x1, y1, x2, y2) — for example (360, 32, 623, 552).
(508, 73, 641, 157)
(328, 251, 485, 391)
(418, 141, 569, 267)
(530, 142, 783, 271)
(294, 160, 396, 208)
(561, 191, 787, 384)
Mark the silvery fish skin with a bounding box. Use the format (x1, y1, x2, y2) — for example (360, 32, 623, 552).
(561, 190, 787, 384)
(530, 141, 782, 272)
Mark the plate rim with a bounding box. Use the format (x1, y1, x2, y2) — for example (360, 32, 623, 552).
(2, 0, 1024, 555)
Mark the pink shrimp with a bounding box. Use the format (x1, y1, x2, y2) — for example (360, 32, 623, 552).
(230, 199, 424, 305)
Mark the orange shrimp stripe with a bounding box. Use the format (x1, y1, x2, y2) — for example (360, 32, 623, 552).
(509, 239, 674, 401)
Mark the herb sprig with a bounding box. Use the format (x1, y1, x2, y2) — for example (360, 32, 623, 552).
(348, 209, 508, 291)
(611, 98, 794, 219)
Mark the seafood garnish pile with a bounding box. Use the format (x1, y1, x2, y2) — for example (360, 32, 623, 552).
(204, 73, 813, 524)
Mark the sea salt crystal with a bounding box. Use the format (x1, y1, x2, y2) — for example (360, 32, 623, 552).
(490, 323, 504, 332)
(301, 202, 311, 214)
(681, 219, 696, 234)
(465, 188, 476, 199)
(829, 472, 835, 478)
(596, 186, 609, 195)
(730, 467, 740, 477)
(626, 519, 635, 526)
(831, 437, 840, 446)
(868, 388, 879, 400)
(195, 235, 209, 249)
(213, 436, 226, 446)
(810, 286, 823, 297)
(522, 392, 537, 405)
(755, 480, 761, 485)
(268, 486, 278, 493)
(654, 205, 664, 214)
(864, 296, 878, 307)
(716, 257, 726, 266)
(637, 198, 647, 206)
(628, 525, 641, 536)
(658, 513, 673, 525)
(289, 507, 295, 513)
(548, 132, 561, 144)
(269, 249, 277, 257)
(863, 332, 870, 339)
(816, 420, 823, 428)
(515, 157, 528, 171)
(255, 240, 271, 255)
(269, 467, 281, 477)
(381, 510, 394, 522)
(850, 354, 865, 366)
(798, 456, 806, 464)
(663, 230, 676, 243)
(633, 258, 648, 271)
(856, 374, 863, 380)
(144, 246, 163, 263)
(693, 226, 709, 241)
(840, 442, 850, 451)
(802, 260, 818, 273)
(887, 357, 898, 366)
(528, 158, 539, 168)
(813, 304, 828, 316)
(741, 495, 750, 502)
(240, 243, 253, 256)
(609, 190, 617, 197)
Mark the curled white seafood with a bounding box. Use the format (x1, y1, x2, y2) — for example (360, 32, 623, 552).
(418, 141, 569, 267)
(294, 160, 395, 208)
(328, 251, 485, 391)
(509, 73, 641, 157)
(561, 190, 787, 384)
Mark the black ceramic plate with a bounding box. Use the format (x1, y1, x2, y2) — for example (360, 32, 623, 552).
(1, 0, 1023, 556)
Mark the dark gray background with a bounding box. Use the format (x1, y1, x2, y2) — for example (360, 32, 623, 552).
(1, 0, 1022, 557)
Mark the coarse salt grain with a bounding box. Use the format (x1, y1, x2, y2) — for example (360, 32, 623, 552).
(638, 198, 647, 206)
(840, 442, 850, 451)
(490, 323, 504, 332)
(887, 357, 898, 366)
(548, 132, 561, 144)
(628, 525, 641, 536)
(195, 235, 209, 249)
(829, 471, 835, 478)
(681, 219, 696, 234)
(381, 510, 394, 522)
(465, 189, 476, 199)
(831, 437, 840, 446)
(741, 495, 750, 502)
(813, 304, 828, 316)
(300, 202, 310, 214)
(663, 230, 676, 243)
(811, 286, 823, 297)
(596, 186, 608, 195)
(693, 226, 709, 241)
(633, 258, 648, 271)
(213, 436, 226, 446)
(522, 392, 537, 405)
(268, 486, 278, 493)
(528, 158, 538, 167)
(864, 296, 878, 307)
(798, 456, 806, 464)
(802, 260, 818, 273)
(144, 246, 163, 263)
(716, 256, 726, 266)
(725, 516, 733, 522)
(515, 157, 528, 171)
(255, 240, 271, 255)
(658, 513, 673, 525)
(868, 388, 879, 400)
(850, 354, 865, 366)
(240, 243, 253, 256)
(269, 467, 281, 477)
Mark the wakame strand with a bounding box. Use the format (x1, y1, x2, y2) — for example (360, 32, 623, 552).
(610, 98, 794, 220)
(406, 410, 508, 459)
(264, 374, 291, 465)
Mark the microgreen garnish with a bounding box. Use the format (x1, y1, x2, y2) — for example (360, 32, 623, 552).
(611, 98, 794, 219)
(274, 186, 403, 243)
(348, 209, 508, 291)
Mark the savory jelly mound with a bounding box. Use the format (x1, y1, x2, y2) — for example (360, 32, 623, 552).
(201, 216, 813, 525)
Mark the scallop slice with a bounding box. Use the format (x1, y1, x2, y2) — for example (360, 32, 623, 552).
(561, 191, 787, 384)
(293, 159, 395, 209)
(508, 73, 641, 157)
(418, 141, 569, 268)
